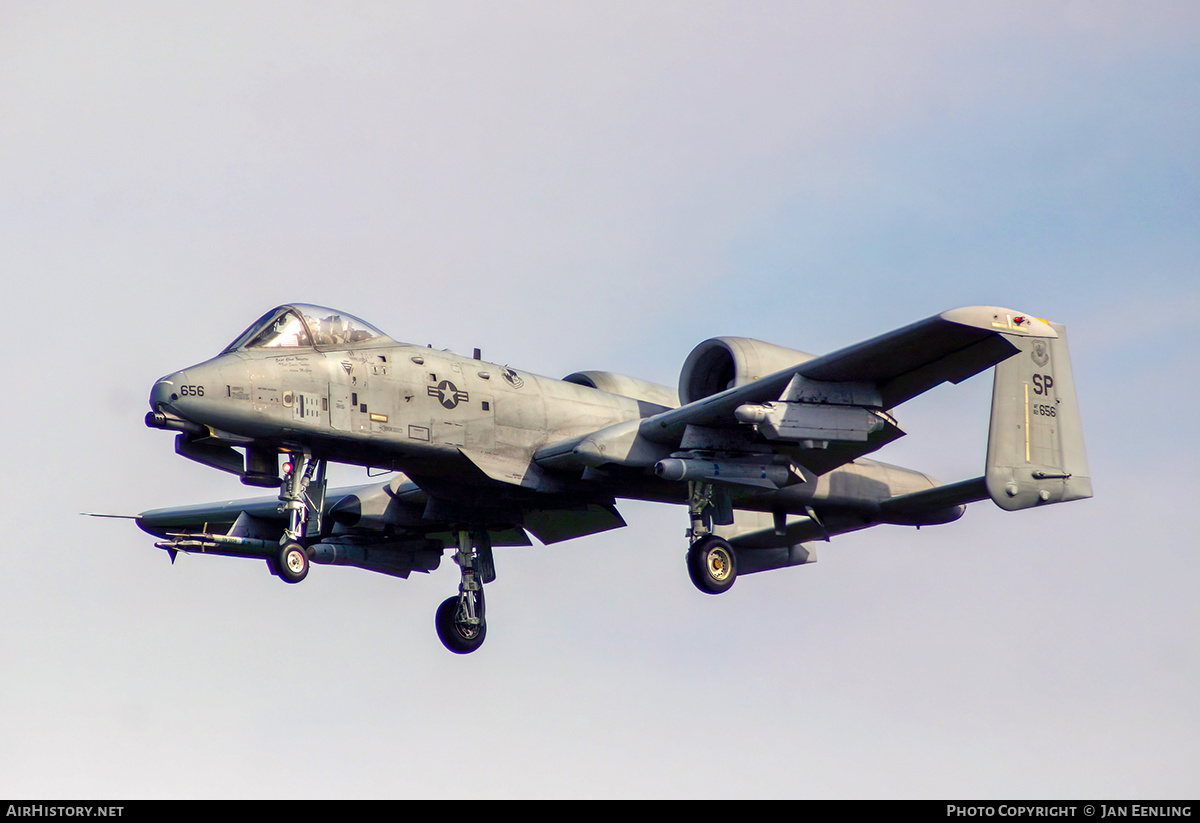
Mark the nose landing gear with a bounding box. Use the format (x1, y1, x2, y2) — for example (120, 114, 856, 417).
(271, 452, 326, 584)
(276, 541, 310, 584)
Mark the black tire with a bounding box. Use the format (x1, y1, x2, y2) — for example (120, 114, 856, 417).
(687, 536, 737, 595)
(277, 542, 309, 584)
(435, 594, 487, 654)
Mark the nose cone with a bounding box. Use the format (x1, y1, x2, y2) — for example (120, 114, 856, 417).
(148, 355, 251, 437)
(150, 371, 186, 411)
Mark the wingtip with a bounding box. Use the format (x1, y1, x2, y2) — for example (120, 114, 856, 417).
(940, 306, 1058, 338)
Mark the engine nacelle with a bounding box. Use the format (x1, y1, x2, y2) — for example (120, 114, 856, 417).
(563, 370, 679, 409)
(678, 337, 817, 405)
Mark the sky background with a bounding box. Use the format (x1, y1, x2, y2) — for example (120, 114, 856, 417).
(1, 1, 1197, 798)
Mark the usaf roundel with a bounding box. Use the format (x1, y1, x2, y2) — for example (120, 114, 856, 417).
(429, 380, 469, 409)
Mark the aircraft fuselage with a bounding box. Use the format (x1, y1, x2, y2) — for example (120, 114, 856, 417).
(150, 327, 950, 525)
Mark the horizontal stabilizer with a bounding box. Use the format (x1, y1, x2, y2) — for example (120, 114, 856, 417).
(879, 476, 988, 521)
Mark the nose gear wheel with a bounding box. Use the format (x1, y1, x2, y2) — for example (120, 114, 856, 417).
(276, 541, 310, 584)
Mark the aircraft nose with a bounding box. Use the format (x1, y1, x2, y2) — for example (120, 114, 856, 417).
(146, 370, 214, 437)
(150, 372, 185, 410)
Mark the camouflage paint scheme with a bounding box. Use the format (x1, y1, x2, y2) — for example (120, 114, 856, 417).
(141, 304, 1091, 652)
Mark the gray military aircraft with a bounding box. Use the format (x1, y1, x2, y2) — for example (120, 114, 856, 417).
(138, 303, 1091, 653)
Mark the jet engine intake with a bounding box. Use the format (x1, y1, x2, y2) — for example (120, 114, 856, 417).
(678, 337, 816, 405)
(563, 370, 679, 409)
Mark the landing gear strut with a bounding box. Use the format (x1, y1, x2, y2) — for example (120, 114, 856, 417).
(685, 480, 738, 594)
(435, 529, 494, 654)
(271, 451, 326, 584)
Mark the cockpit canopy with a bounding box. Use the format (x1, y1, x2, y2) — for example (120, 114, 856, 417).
(224, 304, 394, 353)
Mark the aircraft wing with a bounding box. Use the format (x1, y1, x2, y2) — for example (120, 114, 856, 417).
(644, 307, 1054, 437)
(139, 478, 477, 579)
(138, 491, 303, 539)
(137, 473, 627, 578)
(537, 306, 1059, 478)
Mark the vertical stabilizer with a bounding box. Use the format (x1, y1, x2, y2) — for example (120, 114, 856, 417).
(986, 322, 1092, 510)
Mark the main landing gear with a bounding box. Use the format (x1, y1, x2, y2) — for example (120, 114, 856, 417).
(435, 529, 495, 654)
(688, 534, 737, 594)
(269, 452, 326, 585)
(685, 481, 738, 595)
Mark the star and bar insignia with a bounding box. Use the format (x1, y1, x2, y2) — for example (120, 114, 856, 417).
(428, 380, 469, 409)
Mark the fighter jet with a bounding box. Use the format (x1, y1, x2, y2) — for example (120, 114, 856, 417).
(139, 304, 1091, 653)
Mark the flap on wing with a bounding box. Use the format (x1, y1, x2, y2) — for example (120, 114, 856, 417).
(228, 511, 284, 541)
(523, 503, 627, 544)
(459, 447, 556, 491)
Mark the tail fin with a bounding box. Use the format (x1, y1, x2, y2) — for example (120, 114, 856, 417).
(986, 321, 1093, 510)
